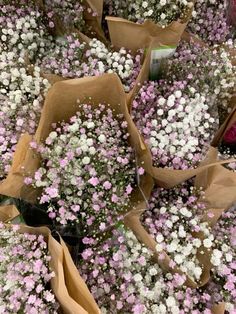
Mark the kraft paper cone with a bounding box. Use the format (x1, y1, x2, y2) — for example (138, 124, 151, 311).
(106, 17, 189, 52)
(0, 74, 154, 214)
(60, 237, 101, 314)
(0, 218, 100, 314)
(151, 151, 236, 188)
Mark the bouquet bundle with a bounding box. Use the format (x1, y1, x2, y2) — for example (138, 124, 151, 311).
(0, 209, 100, 314)
(0, 74, 153, 238)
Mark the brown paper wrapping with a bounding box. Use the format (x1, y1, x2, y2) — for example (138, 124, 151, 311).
(211, 303, 226, 314)
(84, 0, 106, 42)
(124, 144, 236, 292)
(19, 226, 100, 314)
(106, 16, 189, 104)
(0, 205, 19, 222)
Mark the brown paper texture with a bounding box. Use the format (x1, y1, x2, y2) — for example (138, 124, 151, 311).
(0, 205, 19, 222)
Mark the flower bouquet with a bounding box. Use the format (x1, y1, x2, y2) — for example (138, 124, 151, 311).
(0, 73, 153, 241)
(0, 216, 100, 314)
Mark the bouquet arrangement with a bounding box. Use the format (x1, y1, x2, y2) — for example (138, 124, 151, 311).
(132, 79, 218, 170)
(80, 219, 236, 313)
(0, 223, 59, 313)
(4, 74, 153, 243)
(27, 103, 138, 237)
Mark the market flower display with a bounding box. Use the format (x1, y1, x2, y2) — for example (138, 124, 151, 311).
(0, 223, 58, 313)
(0, 1, 236, 313)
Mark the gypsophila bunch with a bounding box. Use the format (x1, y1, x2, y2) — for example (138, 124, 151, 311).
(0, 51, 50, 178)
(26, 104, 138, 238)
(80, 226, 219, 314)
(164, 40, 236, 121)
(0, 223, 58, 314)
(132, 79, 218, 170)
(205, 205, 236, 312)
(141, 184, 213, 282)
(0, 4, 53, 61)
(188, 0, 231, 44)
(104, 0, 194, 26)
(40, 34, 142, 92)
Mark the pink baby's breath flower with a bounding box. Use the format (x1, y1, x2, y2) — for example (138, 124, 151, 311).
(88, 177, 99, 186)
(137, 167, 145, 175)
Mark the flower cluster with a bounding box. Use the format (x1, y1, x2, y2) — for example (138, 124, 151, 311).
(104, 0, 194, 25)
(80, 225, 228, 314)
(141, 184, 212, 282)
(132, 79, 218, 169)
(0, 51, 50, 179)
(40, 34, 142, 92)
(0, 223, 58, 313)
(27, 104, 138, 238)
(188, 0, 231, 44)
(163, 40, 236, 122)
(0, 4, 53, 61)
